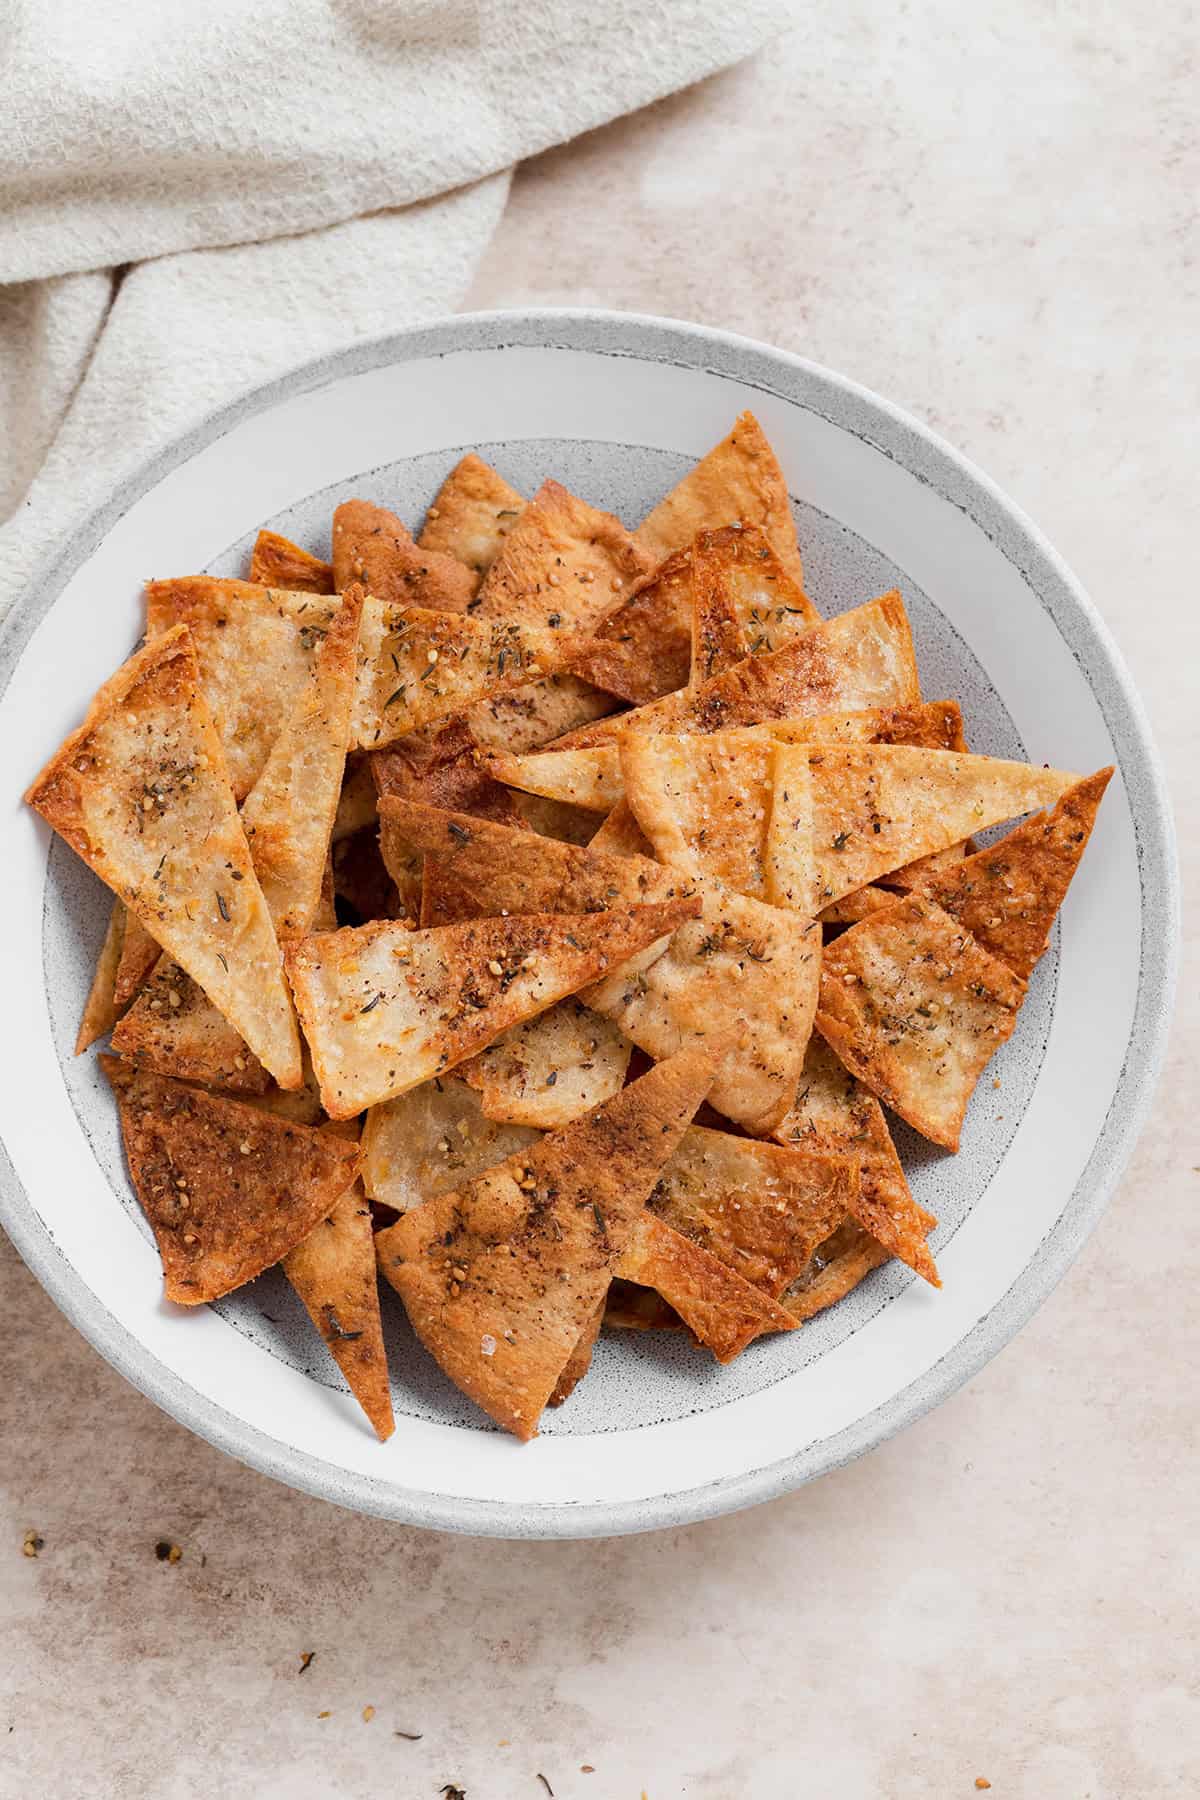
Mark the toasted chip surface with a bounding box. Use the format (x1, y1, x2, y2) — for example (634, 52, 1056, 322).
(104, 1059, 360, 1304)
(249, 530, 334, 594)
(110, 958, 270, 1094)
(113, 909, 161, 1008)
(418, 453, 525, 581)
(362, 1077, 539, 1213)
(486, 745, 622, 815)
(817, 894, 1026, 1150)
(332, 498, 476, 612)
(617, 1213, 797, 1362)
(457, 998, 631, 1129)
(145, 578, 340, 799)
(476, 478, 652, 632)
(691, 525, 819, 682)
(572, 545, 696, 703)
(283, 1185, 394, 1440)
(75, 900, 126, 1054)
(375, 1044, 721, 1437)
(548, 1300, 605, 1407)
(782, 1218, 891, 1322)
(635, 411, 803, 585)
(466, 672, 618, 756)
(285, 899, 700, 1118)
(26, 626, 302, 1088)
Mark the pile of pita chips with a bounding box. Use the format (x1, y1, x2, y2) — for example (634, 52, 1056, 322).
(34, 410, 1114, 1445)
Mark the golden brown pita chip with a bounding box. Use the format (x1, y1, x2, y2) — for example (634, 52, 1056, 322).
(285, 898, 700, 1119)
(457, 998, 632, 1129)
(818, 886, 897, 926)
(466, 672, 619, 756)
(110, 959, 271, 1094)
(240, 588, 363, 938)
(511, 790, 598, 845)
(374, 1043, 720, 1437)
(145, 578, 341, 800)
(792, 742, 1080, 910)
(485, 745, 622, 815)
(249, 1046, 328, 1126)
(690, 524, 819, 683)
(362, 1076, 539, 1213)
(782, 1218, 891, 1322)
(381, 801, 820, 1134)
(635, 411, 803, 585)
(772, 1034, 937, 1284)
(588, 799, 655, 857)
(352, 600, 590, 749)
(548, 1300, 605, 1407)
(75, 900, 126, 1054)
(616, 1213, 797, 1362)
(249, 529, 334, 594)
(113, 910, 162, 1008)
(103, 1058, 360, 1304)
(371, 716, 523, 826)
(649, 1126, 855, 1297)
(557, 592, 921, 749)
(26, 627, 303, 1088)
(332, 755, 379, 844)
(283, 1184, 394, 1440)
(476, 478, 652, 633)
(418, 453, 525, 583)
(816, 894, 1026, 1151)
(332, 498, 476, 613)
(570, 544, 695, 703)
(924, 769, 1113, 980)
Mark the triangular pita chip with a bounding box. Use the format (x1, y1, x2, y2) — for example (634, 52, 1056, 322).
(648, 1125, 856, 1297)
(690, 524, 819, 683)
(418, 453, 525, 583)
(110, 958, 271, 1094)
(635, 411, 803, 585)
(616, 1213, 797, 1362)
(240, 588, 363, 937)
(569, 544, 696, 704)
(285, 898, 700, 1119)
(75, 899, 127, 1054)
(510, 791, 598, 846)
(589, 800, 655, 857)
(283, 1184, 395, 1440)
(145, 578, 341, 799)
(548, 1300, 605, 1407)
(25, 626, 302, 1088)
(372, 717, 523, 824)
(816, 893, 1027, 1150)
(362, 1076, 539, 1213)
(249, 529, 334, 594)
(555, 591, 920, 749)
(103, 1058, 360, 1304)
(332, 498, 475, 612)
(113, 910, 162, 1008)
(485, 744, 622, 815)
(475, 478, 652, 632)
(248, 1046, 327, 1126)
(818, 886, 898, 926)
(465, 672, 619, 756)
(374, 1043, 721, 1437)
(351, 600, 591, 749)
(782, 1218, 892, 1323)
(924, 769, 1113, 980)
(773, 1034, 938, 1283)
(457, 998, 632, 1129)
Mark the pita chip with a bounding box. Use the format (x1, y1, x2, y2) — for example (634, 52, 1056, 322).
(332, 498, 476, 613)
(333, 755, 379, 844)
(923, 768, 1113, 979)
(284, 898, 700, 1119)
(485, 745, 622, 815)
(466, 672, 619, 756)
(110, 958, 271, 1094)
(773, 1034, 938, 1284)
(283, 1185, 395, 1440)
(249, 529, 334, 594)
(782, 1218, 892, 1323)
(475, 478, 652, 633)
(75, 900, 127, 1054)
(362, 1076, 539, 1213)
(548, 1300, 605, 1407)
(240, 588, 363, 937)
(145, 578, 341, 800)
(690, 524, 820, 683)
(372, 716, 523, 826)
(25, 626, 303, 1088)
(604, 1280, 681, 1331)
(418, 453, 525, 583)
(818, 886, 898, 926)
(616, 1213, 797, 1362)
(570, 545, 696, 704)
(635, 411, 803, 585)
(103, 1058, 360, 1304)
(374, 1043, 721, 1438)
(113, 910, 161, 1009)
(511, 791, 598, 846)
(588, 799, 655, 857)
(457, 998, 632, 1129)
(816, 893, 1027, 1150)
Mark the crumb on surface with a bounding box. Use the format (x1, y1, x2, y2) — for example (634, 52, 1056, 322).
(21, 1530, 44, 1559)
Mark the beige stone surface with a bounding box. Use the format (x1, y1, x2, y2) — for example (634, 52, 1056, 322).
(2, 6, 1197, 1796)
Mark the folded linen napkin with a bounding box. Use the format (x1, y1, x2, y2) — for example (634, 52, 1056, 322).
(0, 0, 786, 619)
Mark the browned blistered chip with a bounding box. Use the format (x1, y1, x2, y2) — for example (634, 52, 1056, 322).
(616, 1213, 797, 1362)
(570, 543, 696, 704)
(816, 894, 1027, 1151)
(418, 453, 525, 584)
(635, 411, 804, 586)
(332, 498, 475, 613)
(284, 898, 700, 1120)
(249, 529, 334, 594)
(283, 1184, 394, 1440)
(110, 958, 270, 1094)
(475, 478, 653, 634)
(103, 1058, 360, 1304)
(375, 1044, 721, 1438)
(690, 524, 820, 682)
(781, 1218, 892, 1322)
(25, 625, 302, 1088)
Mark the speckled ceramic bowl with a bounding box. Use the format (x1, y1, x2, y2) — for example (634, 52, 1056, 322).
(0, 311, 1177, 1537)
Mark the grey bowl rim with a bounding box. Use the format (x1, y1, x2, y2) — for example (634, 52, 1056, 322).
(0, 306, 1179, 1540)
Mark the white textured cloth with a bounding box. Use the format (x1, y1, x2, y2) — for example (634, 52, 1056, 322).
(0, 0, 786, 619)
